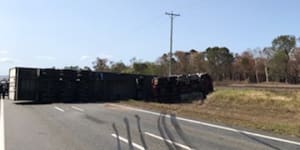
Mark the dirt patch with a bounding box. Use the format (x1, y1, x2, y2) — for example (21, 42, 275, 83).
(103, 103, 132, 111)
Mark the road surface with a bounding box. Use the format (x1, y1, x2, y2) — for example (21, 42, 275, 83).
(1, 99, 300, 150)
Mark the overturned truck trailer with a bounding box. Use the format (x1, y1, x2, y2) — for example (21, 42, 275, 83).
(8, 67, 213, 103)
(9, 67, 154, 102)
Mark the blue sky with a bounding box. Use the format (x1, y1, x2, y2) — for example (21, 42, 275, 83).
(0, 0, 299, 75)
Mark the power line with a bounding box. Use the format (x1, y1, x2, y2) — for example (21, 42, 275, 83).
(165, 11, 180, 76)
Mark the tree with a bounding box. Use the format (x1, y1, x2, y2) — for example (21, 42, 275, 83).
(262, 47, 273, 82)
(174, 49, 207, 74)
(133, 62, 148, 74)
(205, 47, 234, 80)
(249, 48, 263, 83)
(269, 51, 288, 81)
(271, 35, 296, 82)
(189, 50, 207, 73)
(240, 51, 255, 81)
(232, 53, 243, 81)
(289, 48, 300, 83)
(156, 53, 172, 76)
(254, 57, 267, 82)
(92, 57, 110, 71)
(131, 62, 160, 75)
(231, 51, 256, 82)
(174, 51, 190, 74)
(110, 62, 128, 73)
(64, 66, 80, 71)
(82, 66, 92, 71)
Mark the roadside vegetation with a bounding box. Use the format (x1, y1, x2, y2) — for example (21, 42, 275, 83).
(121, 87, 300, 138)
(66, 35, 300, 85)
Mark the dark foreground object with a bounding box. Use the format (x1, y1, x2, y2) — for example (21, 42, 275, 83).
(8, 67, 213, 103)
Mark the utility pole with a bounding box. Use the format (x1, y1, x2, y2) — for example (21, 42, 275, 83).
(165, 11, 180, 77)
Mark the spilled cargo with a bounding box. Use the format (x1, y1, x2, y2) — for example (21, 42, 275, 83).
(151, 73, 214, 103)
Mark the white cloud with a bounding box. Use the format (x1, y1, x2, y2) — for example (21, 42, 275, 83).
(0, 57, 16, 64)
(79, 54, 113, 62)
(35, 56, 55, 61)
(98, 53, 113, 59)
(0, 50, 8, 55)
(80, 55, 90, 61)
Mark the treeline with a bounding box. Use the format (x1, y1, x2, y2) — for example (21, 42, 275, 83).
(66, 35, 300, 84)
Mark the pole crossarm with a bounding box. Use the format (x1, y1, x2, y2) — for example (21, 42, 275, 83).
(165, 12, 180, 17)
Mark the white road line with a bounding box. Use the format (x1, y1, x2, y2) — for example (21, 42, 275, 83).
(111, 134, 145, 150)
(54, 106, 65, 112)
(71, 106, 84, 112)
(111, 104, 300, 146)
(0, 99, 5, 150)
(145, 132, 193, 150)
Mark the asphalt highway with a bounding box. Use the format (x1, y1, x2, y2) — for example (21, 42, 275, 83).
(1, 99, 300, 150)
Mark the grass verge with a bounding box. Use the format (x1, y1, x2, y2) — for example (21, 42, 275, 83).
(120, 88, 300, 138)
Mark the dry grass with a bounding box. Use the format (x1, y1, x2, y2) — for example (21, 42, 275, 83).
(120, 88, 300, 138)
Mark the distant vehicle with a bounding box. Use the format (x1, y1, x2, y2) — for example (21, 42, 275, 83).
(0, 79, 8, 96)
